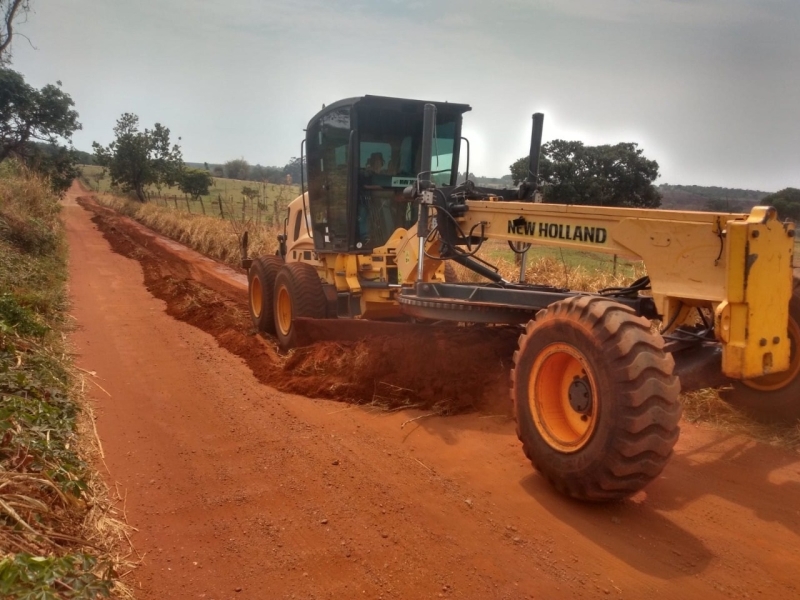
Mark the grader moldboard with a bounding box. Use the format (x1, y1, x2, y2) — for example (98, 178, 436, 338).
(244, 95, 798, 502)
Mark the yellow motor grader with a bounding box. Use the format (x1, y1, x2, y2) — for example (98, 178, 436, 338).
(244, 95, 798, 501)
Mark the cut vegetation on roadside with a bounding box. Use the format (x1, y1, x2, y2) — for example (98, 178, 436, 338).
(0, 164, 130, 599)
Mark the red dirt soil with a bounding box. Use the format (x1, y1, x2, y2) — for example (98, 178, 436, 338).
(65, 183, 800, 599)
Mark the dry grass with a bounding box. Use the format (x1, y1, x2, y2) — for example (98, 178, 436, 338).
(94, 192, 282, 267)
(450, 240, 646, 293)
(682, 389, 800, 448)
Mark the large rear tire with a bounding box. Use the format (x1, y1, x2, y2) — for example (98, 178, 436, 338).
(511, 296, 682, 502)
(720, 276, 800, 421)
(273, 262, 327, 350)
(248, 256, 284, 334)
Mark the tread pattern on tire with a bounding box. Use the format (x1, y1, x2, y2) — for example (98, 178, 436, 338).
(248, 255, 284, 333)
(510, 296, 682, 501)
(274, 262, 326, 349)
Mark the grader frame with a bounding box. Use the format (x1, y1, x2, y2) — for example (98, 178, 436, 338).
(245, 96, 797, 502)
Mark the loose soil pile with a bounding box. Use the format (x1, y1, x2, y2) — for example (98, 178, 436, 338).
(82, 198, 519, 416)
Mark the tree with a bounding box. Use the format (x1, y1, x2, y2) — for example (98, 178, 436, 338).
(510, 140, 661, 208)
(241, 185, 259, 202)
(224, 158, 249, 180)
(150, 122, 183, 196)
(25, 143, 81, 194)
(282, 156, 305, 186)
(92, 113, 183, 202)
(761, 188, 800, 222)
(0, 0, 30, 65)
(179, 168, 213, 202)
(249, 164, 283, 183)
(0, 68, 81, 162)
(705, 198, 733, 212)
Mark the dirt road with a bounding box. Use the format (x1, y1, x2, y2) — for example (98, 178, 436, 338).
(63, 183, 800, 599)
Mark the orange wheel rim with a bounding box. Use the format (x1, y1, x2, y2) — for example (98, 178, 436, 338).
(250, 275, 262, 318)
(744, 316, 800, 392)
(276, 285, 292, 336)
(529, 343, 598, 452)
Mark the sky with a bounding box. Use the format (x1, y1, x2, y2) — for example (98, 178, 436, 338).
(9, 0, 800, 191)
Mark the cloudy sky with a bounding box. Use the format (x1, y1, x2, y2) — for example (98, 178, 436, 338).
(10, 0, 800, 190)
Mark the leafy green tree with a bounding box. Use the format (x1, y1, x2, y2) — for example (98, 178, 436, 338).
(224, 158, 249, 180)
(26, 144, 81, 194)
(510, 140, 661, 208)
(0, 68, 81, 162)
(250, 164, 284, 183)
(179, 168, 213, 201)
(761, 188, 800, 222)
(92, 113, 183, 202)
(0, 69, 81, 194)
(283, 156, 305, 185)
(241, 185, 259, 202)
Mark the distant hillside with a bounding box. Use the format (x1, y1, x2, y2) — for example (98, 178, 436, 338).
(657, 184, 770, 212)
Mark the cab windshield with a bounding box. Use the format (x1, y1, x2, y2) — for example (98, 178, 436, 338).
(355, 106, 457, 248)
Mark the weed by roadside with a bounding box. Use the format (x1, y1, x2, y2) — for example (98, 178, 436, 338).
(0, 166, 128, 599)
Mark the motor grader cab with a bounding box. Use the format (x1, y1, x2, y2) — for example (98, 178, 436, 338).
(246, 95, 798, 502)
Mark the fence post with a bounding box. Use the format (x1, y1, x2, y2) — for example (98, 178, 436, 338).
(613, 254, 618, 277)
(218, 194, 225, 219)
(173, 195, 178, 209)
(199, 197, 206, 215)
(185, 195, 191, 213)
(273, 200, 278, 226)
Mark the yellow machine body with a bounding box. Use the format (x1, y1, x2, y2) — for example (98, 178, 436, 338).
(283, 193, 795, 381)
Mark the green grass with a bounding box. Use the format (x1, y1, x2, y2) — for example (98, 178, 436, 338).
(80, 164, 300, 225)
(0, 163, 117, 598)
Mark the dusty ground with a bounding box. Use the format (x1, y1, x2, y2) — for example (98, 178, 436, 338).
(63, 182, 800, 599)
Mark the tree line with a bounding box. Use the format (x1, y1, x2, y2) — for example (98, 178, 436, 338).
(208, 157, 304, 185)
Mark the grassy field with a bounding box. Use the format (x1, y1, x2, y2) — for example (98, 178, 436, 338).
(80, 164, 300, 226)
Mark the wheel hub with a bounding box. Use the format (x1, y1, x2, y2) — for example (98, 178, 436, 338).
(568, 376, 592, 414)
(529, 343, 598, 452)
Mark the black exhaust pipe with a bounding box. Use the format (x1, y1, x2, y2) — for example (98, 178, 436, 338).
(519, 112, 544, 201)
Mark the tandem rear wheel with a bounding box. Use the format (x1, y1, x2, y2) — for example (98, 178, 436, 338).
(248, 256, 284, 334)
(273, 262, 327, 350)
(511, 296, 682, 501)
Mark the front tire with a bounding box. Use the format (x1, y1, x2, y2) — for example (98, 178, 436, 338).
(248, 256, 284, 333)
(720, 276, 800, 421)
(273, 262, 327, 350)
(511, 296, 682, 502)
